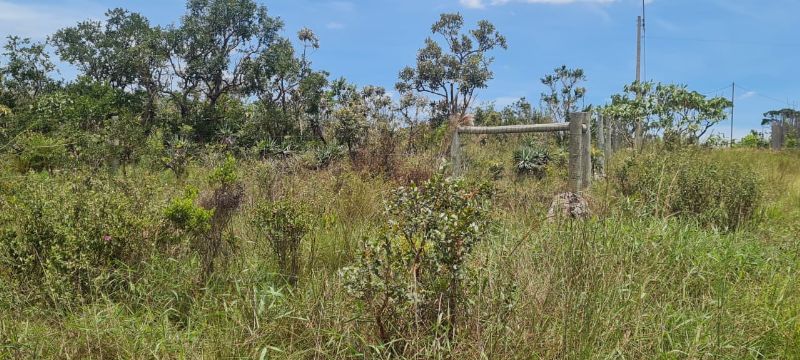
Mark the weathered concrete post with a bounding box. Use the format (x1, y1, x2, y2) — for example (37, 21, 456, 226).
(597, 112, 606, 176)
(581, 112, 592, 189)
(450, 131, 462, 176)
(568, 112, 584, 192)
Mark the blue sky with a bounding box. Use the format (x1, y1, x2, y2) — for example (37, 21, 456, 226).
(1, 0, 797, 139)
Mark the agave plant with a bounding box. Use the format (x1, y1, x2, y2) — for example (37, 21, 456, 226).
(256, 138, 293, 159)
(513, 145, 550, 178)
(312, 143, 344, 169)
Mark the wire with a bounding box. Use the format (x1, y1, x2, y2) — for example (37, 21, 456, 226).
(647, 35, 800, 48)
(735, 84, 796, 108)
(702, 85, 732, 97)
(642, 0, 647, 82)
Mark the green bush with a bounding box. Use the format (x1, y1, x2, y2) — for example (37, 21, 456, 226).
(342, 172, 493, 348)
(251, 200, 310, 285)
(0, 174, 155, 305)
(164, 186, 213, 236)
(164, 185, 223, 281)
(613, 150, 761, 230)
(196, 155, 244, 278)
(163, 135, 193, 179)
(11, 132, 68, 173)
(79, 115, 147, 170)
(738, 130, 769, 149)
(209, 154, 239, 186)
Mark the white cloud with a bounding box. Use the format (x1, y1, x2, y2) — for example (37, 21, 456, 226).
(0, 0, 104, 40)
(461, 0, 618, 9)
(460, 0, 487, 9)
(326, 22, 346, 30)
(740, 91, 757, 100)
(328, 1, 356, 13)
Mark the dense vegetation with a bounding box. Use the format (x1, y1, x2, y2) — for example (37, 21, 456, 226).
(1, 0, 798, 358)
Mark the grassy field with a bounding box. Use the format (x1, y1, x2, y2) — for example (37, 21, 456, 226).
(1, 144, 799, 359)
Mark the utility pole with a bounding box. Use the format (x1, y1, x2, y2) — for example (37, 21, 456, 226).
(634, 15, 643, 151)
(730, 82, 735, 147)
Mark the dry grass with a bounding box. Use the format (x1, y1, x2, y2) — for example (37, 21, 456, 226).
(1, 146, 799, 359)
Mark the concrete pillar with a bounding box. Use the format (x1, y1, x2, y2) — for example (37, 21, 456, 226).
(568, 113, 584, 192)
(581, 113, 592, 189)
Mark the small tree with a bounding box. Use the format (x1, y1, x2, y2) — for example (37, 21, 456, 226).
(603, 81, 655, 147)
(196, 155, 245, 278)
(540, 65, 586, 124)
(395, 91, 430, 151)
(252, 200, 310, 286)
(739, 130, 768, 149)
(652, 84, 731, 146)
(333, 99, 367, 157)
(605, 81, 731, 148)
(396, 13, 507, 126)
(342, 172, 492, 348)
(242, 28, 329, 143)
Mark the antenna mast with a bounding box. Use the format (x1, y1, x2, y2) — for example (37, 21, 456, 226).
(634, 0, 645, 150)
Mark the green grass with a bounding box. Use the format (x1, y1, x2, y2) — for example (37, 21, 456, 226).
(1, 147, 799, 359)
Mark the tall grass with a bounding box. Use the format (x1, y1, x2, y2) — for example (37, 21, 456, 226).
(1, 148, 799, 358)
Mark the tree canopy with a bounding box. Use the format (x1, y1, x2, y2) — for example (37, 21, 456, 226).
(396, 13, 507, 126)
(605, 81, 732, 147)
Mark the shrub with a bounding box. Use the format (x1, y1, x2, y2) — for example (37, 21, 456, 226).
(163, 156, 244, 280)
(164, 186, 213, 237)
(513, 145, 550, 178)
(391, 153, 435, 186)
(209, 154, 238, 186)
(251, 200, 310, 285)
(703, 134, 728, 148)
(11, 132, 68, 173)
(198, 155, 244, 278)
(613, 150, 761, 230)
(0, 174, 154, 306)
(334, 101, 367, 157)
(162, 127, 195, 179)
(140, 129, 166, 170)
(342, 172, 493, 349)
(354, 124, 400, 177)
(75, 115, 148, 171)
(738, 130, 768, 149)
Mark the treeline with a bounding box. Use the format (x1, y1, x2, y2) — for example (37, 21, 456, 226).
(0, 0, 523, 175)
(0, 0, 753, 176)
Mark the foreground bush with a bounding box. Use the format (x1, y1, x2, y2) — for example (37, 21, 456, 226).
(342, 172, 493, 351)
(0, 174, 157, 306)
(199, 155, 244, 278)
(613, 150, 761, 230)
(251, 200, 310, 285)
